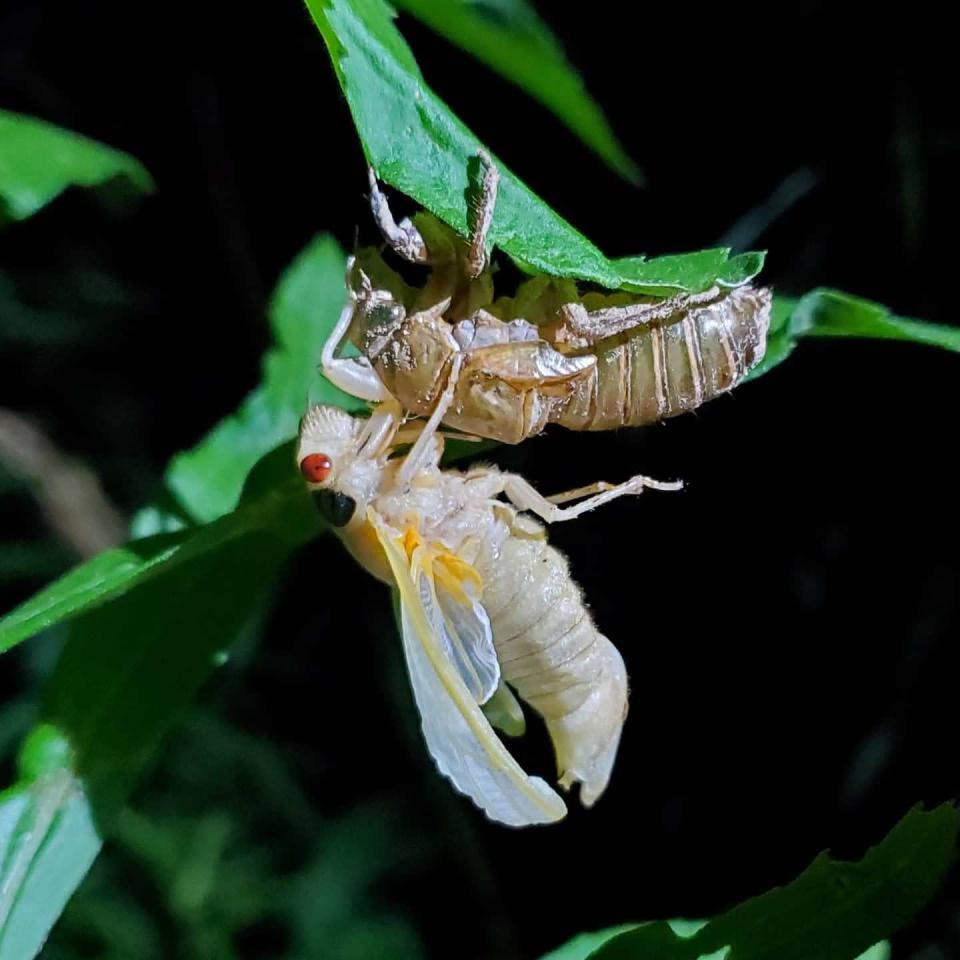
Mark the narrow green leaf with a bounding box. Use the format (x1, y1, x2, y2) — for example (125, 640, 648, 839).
(391, 0, 640, 182)
(857, 946, 891, 960)
(0, 110, 153, 224)
(539, 925, 640, 960)
(613, 249, 770, 296)
(744, 289, 960, 383)
(0, 777, 98, 960)
(0, 232, 350, 955)
(0, 457, 319, 655)
(0, 533, 186, 654)
(584, 804, 958, 960)
(0, 208, 485, 950)
(305, 0, 763, 294)
(0, 525, 294, 960)
(165, 234, 364, 524)
(790, 288, 960, 351)
(543, 926, 888, 960)
(0, 233, 354, 653)
(0, 234, 352, 650)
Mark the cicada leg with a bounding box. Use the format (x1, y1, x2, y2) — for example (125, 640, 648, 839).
(396, 353, 465, 486)
(367, 167, 430, 265)
(500, 472, 683, 524)
(320, 274, 395, 404)
(465, 149, 499, 280)
(356, 396, 405, 459)
(552, 287, 721, 345)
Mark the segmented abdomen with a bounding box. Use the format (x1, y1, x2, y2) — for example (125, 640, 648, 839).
(475, 534, 627, 806)
(557, 285, 771, 431)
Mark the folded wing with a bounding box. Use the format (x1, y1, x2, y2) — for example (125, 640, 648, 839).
(370, 509, 566, 827)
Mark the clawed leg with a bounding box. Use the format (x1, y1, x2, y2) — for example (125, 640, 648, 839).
(357, 397, 404, 459)
(368, 168, 429, 264)
(501, 472, 683, 524)
(465, 150, 499, 279)
(556, 286, 722, 343)
(397, 353, 464, 486)
(320, 284, 394, 403)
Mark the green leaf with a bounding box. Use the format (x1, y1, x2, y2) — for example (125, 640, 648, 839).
(581, 804, 957, 960)
(613, 250, 768, 297)
(791, 288, 960, 349)
(745, 289, 960, 383)
(390, 0, 640, 182)
(305, 0, 763, 294)
(0, 452, 320, 655)
(0, 523, 294, 960)
(0, 235, 354, 955)
(856, 946, 891, 960)
(164, 234, 364, 524)
(0, 234, 352, 652)
(539, 925, 640, 960)
(542, 925, 889, 960)
(0, 110, 153, 224)
(0, 532, 185, 654)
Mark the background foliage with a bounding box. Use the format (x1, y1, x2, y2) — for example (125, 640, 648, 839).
(1, 0, 959, 958)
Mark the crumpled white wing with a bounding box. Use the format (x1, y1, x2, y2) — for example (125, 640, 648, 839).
(371, 510, 566, 827)
(419, 566, 499, 704)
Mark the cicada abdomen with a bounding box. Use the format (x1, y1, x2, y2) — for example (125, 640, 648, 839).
(474, 528, 627, 806)
(554, 285, 772, 431)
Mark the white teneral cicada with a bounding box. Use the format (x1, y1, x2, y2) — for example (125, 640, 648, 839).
(297, 404, 680, 826)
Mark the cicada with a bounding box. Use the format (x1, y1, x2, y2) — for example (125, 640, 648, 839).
(321, 154, 772, 450)
(297, 403, 680, 825)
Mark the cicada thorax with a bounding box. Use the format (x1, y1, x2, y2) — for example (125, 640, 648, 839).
(472, 525, 627, 806)
(553, 284, 772, 431)
(441, 314, 596, 443)
(369, 311, 460, 416)
(350, 264, 597, 443)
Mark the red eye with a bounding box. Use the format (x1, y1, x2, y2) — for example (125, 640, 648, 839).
(300, 453, 332, 483)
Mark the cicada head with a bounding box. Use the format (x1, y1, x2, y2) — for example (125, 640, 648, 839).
(297, 405, 381, 529)
(347, 256, 409, 361)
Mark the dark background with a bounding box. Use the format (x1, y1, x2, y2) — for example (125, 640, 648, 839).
(2, 2, 959, 958)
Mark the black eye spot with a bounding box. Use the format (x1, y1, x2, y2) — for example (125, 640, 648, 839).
(313, 490, 356, 527)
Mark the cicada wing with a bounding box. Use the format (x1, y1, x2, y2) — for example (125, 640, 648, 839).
(465, 342, 594, 393)
(424, 571, 499, 705)
(370, 510, 566, 827)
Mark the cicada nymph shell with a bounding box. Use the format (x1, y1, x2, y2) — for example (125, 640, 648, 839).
(330, 160, 772, 445)
(538, 284, 772, 430)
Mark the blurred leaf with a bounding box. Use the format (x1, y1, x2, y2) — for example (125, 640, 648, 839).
(165, 235, 365, 524)
(0, 231, 354, 956)
(305, 0, 763, 294)
(856, 946, 891, 960)
(391, 0, 640, 182)
(542, 924, 888, 960)
(540, 925, 638, 960)
(747, 289, 960, 383)
(790, 288, 960, 349)
(0, 457, 319, 654)
(0, 732, 99, 960)
(289, 803, 427, 960)
(0, 110, 153, 224)
(0, 235, 357, 649)
(0, 532, 185, 653)
(580, 804, 957, 960)
(0, 523, 293, 960)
